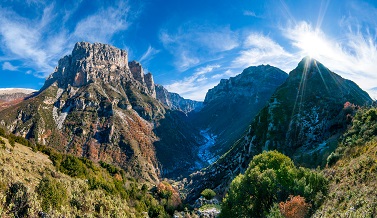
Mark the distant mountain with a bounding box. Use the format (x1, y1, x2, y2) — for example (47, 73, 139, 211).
(185, 57, 373, 202)
(189, 65, 288, 162)
(0, 42, 203, 182)
(0, 88, 36, 102)
(0, 88, 36, 111)
(155, 84, 203, 114)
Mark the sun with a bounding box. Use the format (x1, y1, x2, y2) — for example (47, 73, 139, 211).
(297, 30, 325, 58)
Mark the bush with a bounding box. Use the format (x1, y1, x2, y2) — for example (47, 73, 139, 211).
(0, 138, 5, 149)
(37, 177, 67, 211)
(5, 182, 30, 218)
(0, 128, 5, 137)
(201, 189, 216, 200)
(157, 182, 173, 199)
(279, 195, 311, 218)
(59, 155, 87, 178)
(220, 151, 327, 218)
(8, 138, 15, 147)
(326, 152, 341, 166)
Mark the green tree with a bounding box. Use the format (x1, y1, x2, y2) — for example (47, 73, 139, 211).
(201, 189, 216, 200)
(37, 177, 67, 211)
(220, 151, 327, 218)
(5, 182, 30, 218)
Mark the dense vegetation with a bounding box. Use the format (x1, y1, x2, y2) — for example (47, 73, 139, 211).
(220, 151, 328, 217)
(2, 106, 377, 217)
(315, 107, 377, 217)
(0, 129, 181, 217)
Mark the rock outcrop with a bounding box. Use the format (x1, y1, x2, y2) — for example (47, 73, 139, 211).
(155, 84, 203, 114)
(185, 57, 373, 203)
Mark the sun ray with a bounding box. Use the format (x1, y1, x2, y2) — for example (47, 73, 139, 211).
(314, 60, 330, 93)
(288, 57, 311, 140)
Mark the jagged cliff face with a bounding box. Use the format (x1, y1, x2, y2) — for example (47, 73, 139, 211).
(155, 84, 203, 114)
(0, 42, 203, 182)
(185, 57, 373, 202)
(190, 65, 288, 160)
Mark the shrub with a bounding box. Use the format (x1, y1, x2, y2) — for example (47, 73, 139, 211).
(157, 182, 173, 199)
(59, 155, 87, 178)
(5, 182, 30, 218)
(201, 189, 216, 200)
(8, 138, 15, 147)
(326, 152, 341, 166)
(99, 161, 122, 176)
(279, 195, 311, 218)
(0, 138, 5, 149)
(37, 177, 67, 211)
(0, 128, 5, 137)
(220, 151, 327, 218)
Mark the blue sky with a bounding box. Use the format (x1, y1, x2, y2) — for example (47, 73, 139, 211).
(0, 0, 376, 100)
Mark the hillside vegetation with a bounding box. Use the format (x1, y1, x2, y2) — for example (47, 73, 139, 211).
(220, 151, 328, 217)
(219, 107, 377, 217)
(0, 129, 182, 217)
(314, 107, 377, 217)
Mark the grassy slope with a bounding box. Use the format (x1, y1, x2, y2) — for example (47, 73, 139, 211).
(314, 108, 377, 217)
(0, 137, 135, 217)
(0, 135, 172, 217)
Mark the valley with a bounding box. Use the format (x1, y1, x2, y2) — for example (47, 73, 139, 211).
(0, 42, 376, 217)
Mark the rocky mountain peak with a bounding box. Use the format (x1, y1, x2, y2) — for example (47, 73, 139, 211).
(204, 65, 288, 104)
(128, 61, 156, 98)
(72, 42, 128, 68)
(155, 85, 203, 114)
(43, 41, 131, 90)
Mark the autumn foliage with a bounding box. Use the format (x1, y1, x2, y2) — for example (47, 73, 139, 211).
(279, 195, 311, 218)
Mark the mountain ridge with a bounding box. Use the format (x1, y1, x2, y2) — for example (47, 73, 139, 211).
(184, 57, 373, 203)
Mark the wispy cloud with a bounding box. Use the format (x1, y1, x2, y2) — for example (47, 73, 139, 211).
(139, 45, 160, 63)
(0, 4, 65, 77)
(211, 69, 238, 80)
(165, 65, 221, 100)
(73, 3, 130, 43)
(243, 10, 257, 17)
(283, 21, 377, 91)
(233, 33, 294, 72)
(160, 24, 239, 71)
(0, 1, 135, 79)
(2, 62, 18, 71)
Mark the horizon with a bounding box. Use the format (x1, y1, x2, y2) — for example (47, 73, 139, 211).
(0, 0, 376, 100)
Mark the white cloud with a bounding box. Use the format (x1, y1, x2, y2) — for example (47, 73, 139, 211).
(2, 62, 18, 71)
(233, 33, 294, 72)
(139, 45, 160, 63)
(211, 70, 237, 79)
(243, 10, 257, 17)
(165, 64, 221, 101)
(0, 5, 64, 77)
(160, 25, 239, 71)
(73, 3, 130, 43)
(0, 1, 134, 79)
(283, 21, 377, 91)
